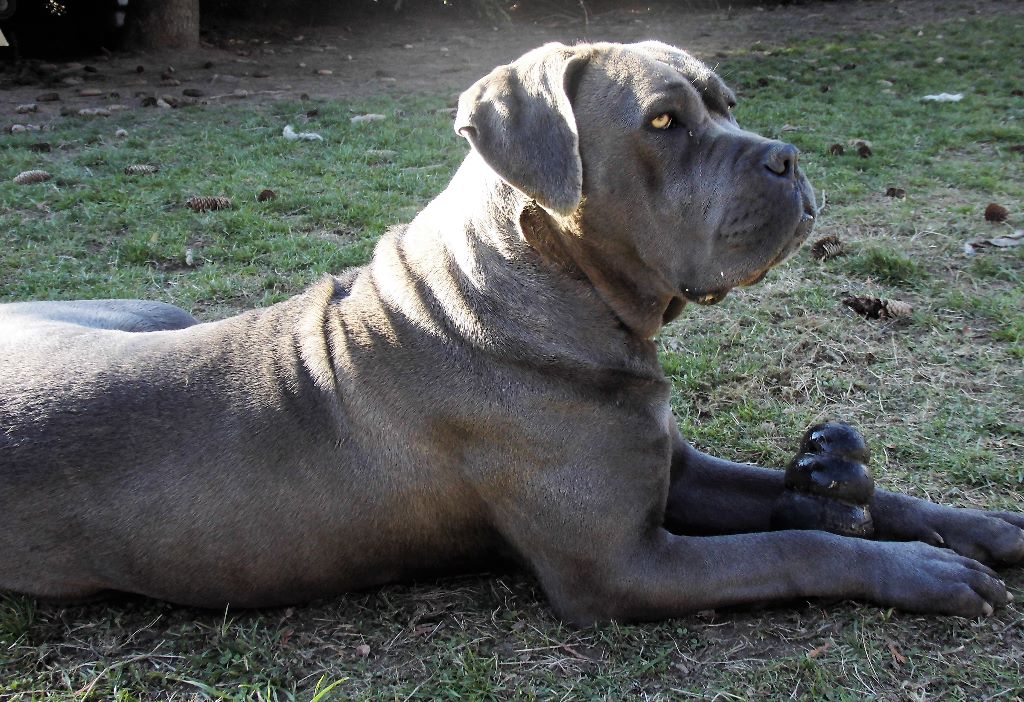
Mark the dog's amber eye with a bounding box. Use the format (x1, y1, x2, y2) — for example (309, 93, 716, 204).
(650, 113, 673, 130)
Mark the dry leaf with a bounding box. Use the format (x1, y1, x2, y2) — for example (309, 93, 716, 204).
(887, 641, 907, 665)
(828, 143, 845, 156)
(885, 187, 907, 199)
(256, 188, 276, 202)
(807, 642, 832, 659)
(124, 164, 159, 175)
(964, 229, 1024, 255)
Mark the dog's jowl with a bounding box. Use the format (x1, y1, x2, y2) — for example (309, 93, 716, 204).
(1, 42, 1021, 623)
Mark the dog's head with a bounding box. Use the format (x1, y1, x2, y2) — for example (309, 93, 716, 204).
(456, 41, 816, 338)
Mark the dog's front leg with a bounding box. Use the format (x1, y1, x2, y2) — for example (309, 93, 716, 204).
(529, 523, 1009, 624)
(663, 432, 785, 536)
(665, 427, 1024, 565)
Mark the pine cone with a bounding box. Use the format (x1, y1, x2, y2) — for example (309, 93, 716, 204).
(13, 170, 52, 185)
(810, 235, 844, 261)
(843, 295, 913, 320)
(186, 195, 232, 212)
(984, 203, 1009, 222)
(124, 164, 159, 175)
(881, 299, 913, 318)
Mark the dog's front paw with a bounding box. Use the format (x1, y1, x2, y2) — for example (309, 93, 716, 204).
(867, 541, 1011, 617)
(875, 493, 1024, 566)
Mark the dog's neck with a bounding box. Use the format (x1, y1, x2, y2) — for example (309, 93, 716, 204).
(517, 202, 687, 340)
(375, 153, 662, 376)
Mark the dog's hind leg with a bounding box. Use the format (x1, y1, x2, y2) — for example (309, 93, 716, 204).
(0, 299, 198, 332)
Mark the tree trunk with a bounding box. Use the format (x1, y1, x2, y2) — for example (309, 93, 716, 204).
(126, 0, 199, 50)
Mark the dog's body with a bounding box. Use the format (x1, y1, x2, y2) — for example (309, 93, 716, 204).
(2, 42, 1022, 623)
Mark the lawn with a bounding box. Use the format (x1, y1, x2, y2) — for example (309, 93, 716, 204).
(1, 12, 1023, 702)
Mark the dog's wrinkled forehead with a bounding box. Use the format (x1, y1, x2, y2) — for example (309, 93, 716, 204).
(595, 40, 736, 117)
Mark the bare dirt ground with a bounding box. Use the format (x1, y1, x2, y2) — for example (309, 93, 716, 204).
(2, 0, 1023, 121)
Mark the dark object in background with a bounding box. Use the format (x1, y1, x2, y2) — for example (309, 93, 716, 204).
(771, 422, 875, 538)
(0, 0, 127, 58)
(984, 203, 1009, 223)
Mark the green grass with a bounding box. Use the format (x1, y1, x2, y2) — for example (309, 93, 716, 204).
(3, 13, 1024, 702)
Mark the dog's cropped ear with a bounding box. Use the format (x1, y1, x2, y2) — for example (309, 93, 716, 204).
(455, 43, 590, 216)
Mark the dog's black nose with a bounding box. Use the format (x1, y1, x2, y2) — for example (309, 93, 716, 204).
(763, 143, 799, 179)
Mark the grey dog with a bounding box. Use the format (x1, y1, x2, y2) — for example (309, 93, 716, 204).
(1, 42, 1022, 623)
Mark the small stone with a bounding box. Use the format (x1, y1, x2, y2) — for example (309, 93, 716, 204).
(182, 88, 205, 97)
(350, 113, 386, 124)
(36, 92, 61, 102)
(16, 103, 39, 113)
